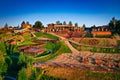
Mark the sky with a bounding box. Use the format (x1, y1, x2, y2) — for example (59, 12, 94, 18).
(0, 0, 120, 27)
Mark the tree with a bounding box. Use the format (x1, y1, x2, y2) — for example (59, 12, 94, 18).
(4, 23, 8, 28)
(4, 42, 15, 55)
(69, 21, 72, 26)
(109, 17, 117, 32)
(26, 21, 29, 25)
(18, 53, 26, 67)
(116, 20, 120, 34)
(0, 51, 7, 74)
(109, 17, 120, 34)
(63, 21, 66, 25)
(81, 24, 86, 32)
(83, 24, 86, 28)
(5, 56, 12, 66)
(21, 21, 25, 27)
(0, 76, 3, 80)
(59, 23, 62, 25)
(33, 21, 44, 28)
(93, 25, 96, 28)
(56, 21, 60, 24)
(18, 67, 28, 80)
(75, 23, 78, 27)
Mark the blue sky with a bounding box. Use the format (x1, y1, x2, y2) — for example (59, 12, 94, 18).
(0, 0, 120, 27)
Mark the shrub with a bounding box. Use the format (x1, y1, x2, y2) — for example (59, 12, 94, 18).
(90, 47, 97, 52)
(95, 35, 111, 38)
(85, 33, 93, 38)
(117, 40, 120, 46)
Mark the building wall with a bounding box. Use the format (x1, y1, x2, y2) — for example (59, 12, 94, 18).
(22, 24, 31, 29)
(91, 31, 112, 36)
(44, 24, 82, 33)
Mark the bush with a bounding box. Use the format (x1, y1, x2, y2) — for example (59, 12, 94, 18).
(117, 40, 120, 46)
(90, 47, 120, 53)
(85, 33, 93, 38)
(90, 47, 97, 52)
(18, 67, 27, 80)
(95, 35, 111, 38)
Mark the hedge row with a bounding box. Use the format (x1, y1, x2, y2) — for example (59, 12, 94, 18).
(117, 40, 120, 46)
(90, 47, 120, 53)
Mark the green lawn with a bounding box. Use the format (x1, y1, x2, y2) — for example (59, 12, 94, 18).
(17, 33, 36, 46)
(17, 40, 35, 46)
(35, 41, 71, 62)
(34, 32, 59, 40)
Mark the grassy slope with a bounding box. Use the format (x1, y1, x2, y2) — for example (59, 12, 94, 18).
(17, 32, 35, 46)
(70, 41, 120, 53)
(18, 32, 59, 46)
(35, 32, 59, 40)
(35, 41, 71, 62)
(44, 66, 120, 80)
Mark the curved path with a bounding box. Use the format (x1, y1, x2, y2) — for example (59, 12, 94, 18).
(48, 32, 80, 55)
(34, 32, 120, 72)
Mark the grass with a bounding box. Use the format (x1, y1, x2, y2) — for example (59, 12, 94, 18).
(17, 40, 35, 46)
(34, 32, 59, 40)
(40, 75, 62, 80)
(70, 41, 92, 51)
(117, 40, 120, 46)
(36, 41, 61, 57)
(45, 42, 60, 52)
(36, 51, 50, 57)
(55, 41, 71, 53)
(70, 41, 120, 53)
(78, 38, 116, 47)
(43, 66, 120, 80)
(17, 32, 36, 46)
(0, 42, 6, 53)
(35, 41, 71, 62)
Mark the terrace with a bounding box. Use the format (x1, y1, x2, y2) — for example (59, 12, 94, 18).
(18, 44, 45, 56)
(24, 47, 45, 55)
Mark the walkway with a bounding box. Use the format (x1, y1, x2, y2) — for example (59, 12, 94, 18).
(48, 32, 80, 55)
(34, 32, 120, 72)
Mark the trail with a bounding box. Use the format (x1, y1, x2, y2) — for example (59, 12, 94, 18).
(34, 32, 120, 72)
(49, 32, 80, 55)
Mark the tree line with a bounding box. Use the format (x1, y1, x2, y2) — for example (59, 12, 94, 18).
(3, 17, 120, 34)
(56, 21, 79, 27)
(108, 17, 120, 34)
